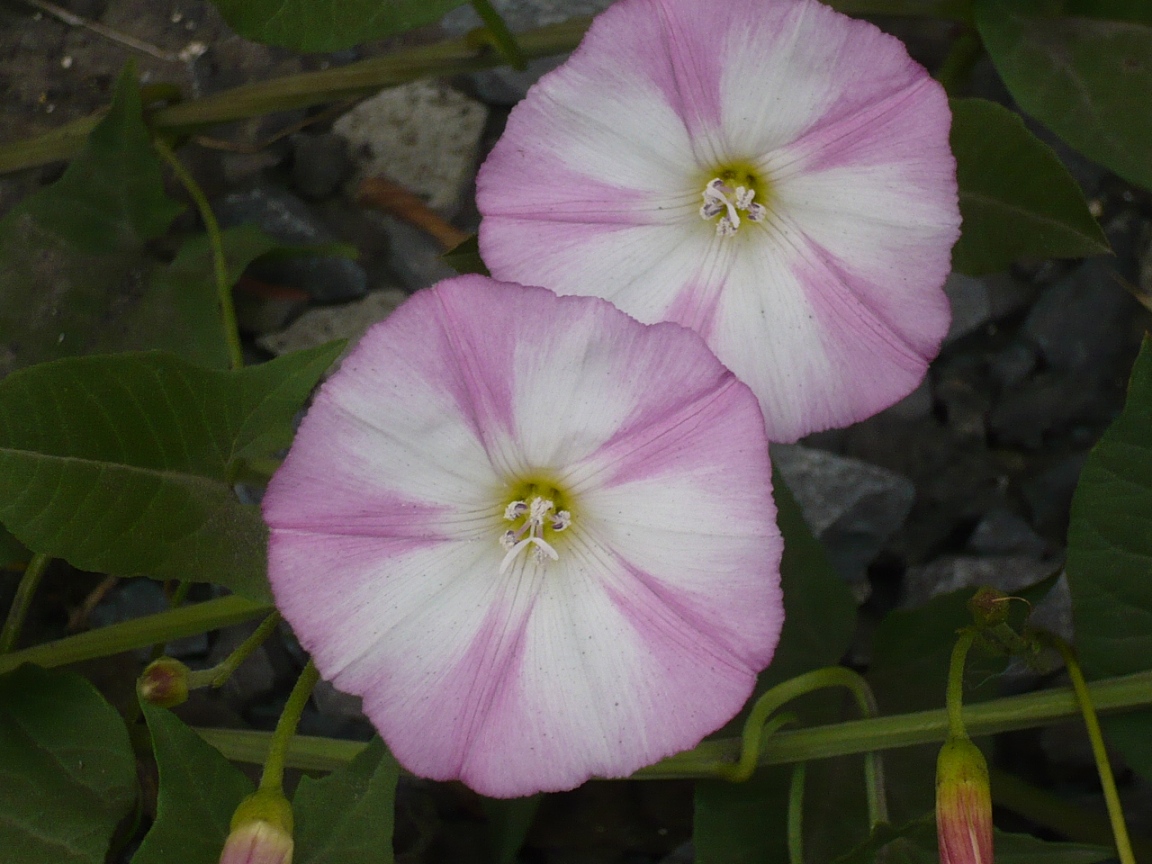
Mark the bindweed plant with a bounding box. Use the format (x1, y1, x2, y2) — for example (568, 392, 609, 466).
(0, 0, 1151, 862)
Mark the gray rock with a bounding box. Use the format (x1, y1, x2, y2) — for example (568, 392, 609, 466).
(967, 508, 1049, 557)
(771, 444, 916, 588)
(333, 80, 487, 214)
(882, 378, 934, 421)
(1023, 259, 1141, 374)
(207, 621, 277, 707)
(441, 0, 615, 104)
(215, 187, 368, 303)
(988, 341, 1038, 390)
(989, 372, 1101, 450)
(935, 373, 989, 443)
(944, 273, 993, 343)
(258, 288, 408, 359)
(291, 132, 353, 200)
(312, 679, 366, 722)
(377, 214, 460, 290)
(902, 554, 1061, 610)
(1022, 452, 1090, 535)
(89, 579, 207, 658)
(944, 272, 1036, 344)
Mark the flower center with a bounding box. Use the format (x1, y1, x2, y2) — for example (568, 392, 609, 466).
(499, 491, 572, 574)
(695, 164, 769, 237)
(699, 177, 768, 237)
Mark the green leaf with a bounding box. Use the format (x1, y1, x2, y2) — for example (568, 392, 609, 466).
(834, 818, 1113, 864)
(0, 345, 343, 601)
(294, 737, 400, 864)
(442, 235, 491, 277)
(479, 795, 541, 864)
(104, 225, 284, 370)
(0, 65, 182, 377)
(693, 479, 860, 864)
(208, 0, 468, 52)
(0, 665, 136, 864)
(0, 523, 28, 567)
(976, 0, 1152, 191)
(1067, 335, 1152, 776)
(1065, 0, 1152, 25)
(133, 703, 254, 864)
(951, 98, 1109, 275)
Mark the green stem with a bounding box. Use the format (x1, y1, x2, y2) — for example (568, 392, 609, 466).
(946, 629, 978, 740)
(712, 667, 887, 827)
(1047, 636, 1137, 864)
(0, 595, 270, 675)
(469, 0, 527, 70)
(260, 660, 319, 794)
(194, 668, 1152, 775)
(788, 762, 808, 864)
(0, 0, 973, 176)
(935, 28, 984, 96)
(209, 612, 282, 688)
(0, 553, 51, 654)
(182, 614, 282, 691)
(153, 138, 243, 371)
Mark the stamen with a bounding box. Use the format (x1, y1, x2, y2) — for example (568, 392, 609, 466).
(699, 176, 766, 236)
(498, 495, 570, 572)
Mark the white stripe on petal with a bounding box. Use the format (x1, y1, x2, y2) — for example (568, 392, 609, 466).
(452, 545, 767, 796)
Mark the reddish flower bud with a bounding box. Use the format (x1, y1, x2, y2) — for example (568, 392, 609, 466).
(220, 791, 294, 864)
(968, 587, 1010, 628)
(936, 738, 993, 864)
(138, 657, 190, 708)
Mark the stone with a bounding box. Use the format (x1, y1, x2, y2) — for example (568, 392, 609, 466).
(944, 271, 1036, 344)
(206, 620, 277, 707)
(312, 679, 365, 722)
(214, 187, 368, 303)
(291, 132, 353, 200)
(441, 0, 616, 104)
(88, 579, 207, 658)
(944, 273, 992, 343)
(771, 444, 916, 587)
(1021, 452, 1090, 536)
(902, 554, 1060, 609)
(967, 508, 1049, 557)
(333, 80, 488, 214)
(881, 378, 934, 421)
(258, 288, 407, 358)
(1023, 259, 1142, 375)
(987, 341, 1038, 390)
(377, 214, 461, 290)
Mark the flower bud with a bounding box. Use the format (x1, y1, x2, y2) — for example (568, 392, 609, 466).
(968, 587, 1010, 628)
(137, 657, 190, 708)
(936, 737, 993, 864)
(220, 791, 294, 864)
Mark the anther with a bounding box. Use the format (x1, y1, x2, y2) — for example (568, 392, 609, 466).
(700, 177, 766, 236)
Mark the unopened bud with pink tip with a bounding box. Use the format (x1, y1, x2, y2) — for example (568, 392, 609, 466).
(219, 790, 294, 864)
(936, 737, 993, 864)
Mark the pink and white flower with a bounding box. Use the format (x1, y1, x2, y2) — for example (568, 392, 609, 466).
(477, 0, 961, 442)
(263, 276, 784, 798)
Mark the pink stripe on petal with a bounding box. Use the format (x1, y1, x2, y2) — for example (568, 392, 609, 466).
(778, 77, 952, 175)
(450, 561, 764, 796)
(608, 555, 781, 670)
(477, 148, 676, 225)
(585, 375, 759, 489)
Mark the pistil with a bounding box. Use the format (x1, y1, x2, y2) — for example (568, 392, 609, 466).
(499, 496, 571, 573)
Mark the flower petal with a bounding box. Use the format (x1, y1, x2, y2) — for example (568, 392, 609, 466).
(264, 277, 782, 796)
(478, 0, 960, 441)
